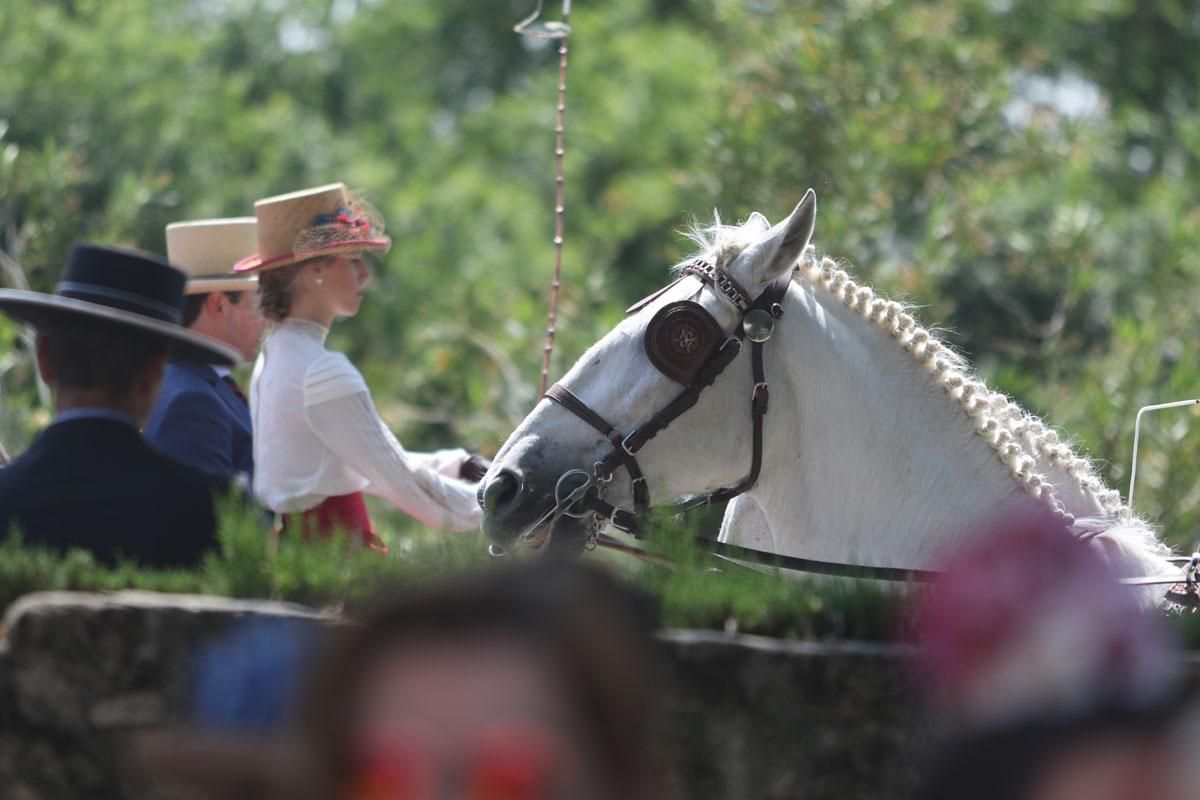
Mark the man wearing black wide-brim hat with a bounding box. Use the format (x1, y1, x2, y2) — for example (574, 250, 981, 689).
(0, 244, 241, 568)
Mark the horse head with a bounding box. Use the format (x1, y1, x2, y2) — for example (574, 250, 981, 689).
(480, 190, 817, 554)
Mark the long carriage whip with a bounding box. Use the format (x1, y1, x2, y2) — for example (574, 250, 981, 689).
(515, 0, 572, 398)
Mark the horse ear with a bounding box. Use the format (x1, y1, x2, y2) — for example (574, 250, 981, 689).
(771, 189, 816, 275)
(733, 189, 817, 288)
(744, 211, 771, 234)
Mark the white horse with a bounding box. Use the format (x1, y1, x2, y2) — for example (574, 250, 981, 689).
(480, 191, 1175, 604)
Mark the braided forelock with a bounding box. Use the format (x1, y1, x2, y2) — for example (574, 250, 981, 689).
(675, 214, 766, 274)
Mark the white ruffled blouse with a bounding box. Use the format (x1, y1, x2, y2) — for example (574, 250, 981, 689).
(249, 319, 482, 531)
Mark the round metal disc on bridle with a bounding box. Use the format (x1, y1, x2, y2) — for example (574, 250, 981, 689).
(743, 308, 775, 342)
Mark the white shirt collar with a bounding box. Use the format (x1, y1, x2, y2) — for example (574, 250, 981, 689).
(278, 318, 330, 344)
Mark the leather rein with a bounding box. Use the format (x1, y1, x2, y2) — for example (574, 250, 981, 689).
(527, 259, 789, 545)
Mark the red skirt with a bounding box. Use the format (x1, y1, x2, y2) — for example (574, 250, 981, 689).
(282, 492, 386, 552)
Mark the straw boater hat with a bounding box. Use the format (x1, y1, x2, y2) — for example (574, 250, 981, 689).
(166, 218, 260, 294)
(234, 183, 391, 274)
(0, 244, 240, 365)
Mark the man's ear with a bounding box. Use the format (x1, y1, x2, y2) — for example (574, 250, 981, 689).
(132, 352, 169, 426)
(150, 351, 168, 377)
(34, 333, 55, 385)
(205, 292, 228, 320)
(140, 352, 168, 394)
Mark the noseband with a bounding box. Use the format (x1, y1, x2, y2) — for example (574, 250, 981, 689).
(530, 258, 790, 546)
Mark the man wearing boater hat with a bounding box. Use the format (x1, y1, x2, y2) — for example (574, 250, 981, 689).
(145, 219, 265, 478)
(0, 244, 241, 568)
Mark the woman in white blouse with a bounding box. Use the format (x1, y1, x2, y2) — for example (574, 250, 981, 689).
(234, 183, 483, 545)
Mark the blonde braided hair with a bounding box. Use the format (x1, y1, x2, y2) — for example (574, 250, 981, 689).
(257, 256, 338, 322)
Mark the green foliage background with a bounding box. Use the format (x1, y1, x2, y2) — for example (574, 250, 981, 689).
(3, 0, 1200, 546)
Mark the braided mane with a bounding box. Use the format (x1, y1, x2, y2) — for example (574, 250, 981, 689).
(681, 219, 1128, 526)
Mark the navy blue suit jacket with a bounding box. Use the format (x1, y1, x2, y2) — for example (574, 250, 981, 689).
(145, 361, 253, 478)
(0, 418, 225, 568)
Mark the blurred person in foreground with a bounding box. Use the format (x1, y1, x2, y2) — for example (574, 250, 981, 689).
(145, 218, 266, 479)
(128, 561, 663, 800)
(234, 183, 486, 548)
(912, 507, 1192, 800)
(0, 244, 240, 567)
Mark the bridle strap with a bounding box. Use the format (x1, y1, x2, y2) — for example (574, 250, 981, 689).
(675, 281, 781, 511)
(681, 259, 752, 313)
(544, 383, 618, 441)
(544, 384, 650, 511)
(618, 337, 741, 455)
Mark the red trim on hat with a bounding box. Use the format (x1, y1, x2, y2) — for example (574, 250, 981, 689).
(233, 236, 391, 274)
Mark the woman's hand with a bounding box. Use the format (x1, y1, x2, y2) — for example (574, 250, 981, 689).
(459, 454, 491, 483)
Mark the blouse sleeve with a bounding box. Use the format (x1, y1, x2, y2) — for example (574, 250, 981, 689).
(409, 448, 471, 478)
(302, 354, 482, 531)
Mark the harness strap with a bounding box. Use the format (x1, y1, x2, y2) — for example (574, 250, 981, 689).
(591, 498, 642, 534)
(675, 277, 784, 509)
(545, 384, 650, 511)
(621, 337, 744, 455)
(626, 276, 686, 315)
(692, 537, 939, 581)
(584, 328, 748, 519)
(741, 286, 775, 487)
(544, 383, 615, 438)
(681, 260, 753, 313)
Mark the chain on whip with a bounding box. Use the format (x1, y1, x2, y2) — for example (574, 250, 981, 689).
(515, 0, 573, 399)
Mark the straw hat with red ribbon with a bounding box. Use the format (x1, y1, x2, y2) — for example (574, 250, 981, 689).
(234, 184, 391, 274)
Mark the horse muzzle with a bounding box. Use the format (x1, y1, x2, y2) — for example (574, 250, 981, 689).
(479, 466, 530, 548)
(480, 464, 599, 557)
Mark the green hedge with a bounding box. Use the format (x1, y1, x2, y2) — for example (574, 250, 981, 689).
(8, 499, 1199, 648)
(0, 499, 901, 642)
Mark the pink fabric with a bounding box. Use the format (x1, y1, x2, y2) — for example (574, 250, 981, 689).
(911, 508, 1173, 723)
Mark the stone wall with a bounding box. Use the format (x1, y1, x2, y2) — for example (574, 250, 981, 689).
(0, 592, 334, 800)
(0, 592, 930, 799)
(655, 631, 930, 798)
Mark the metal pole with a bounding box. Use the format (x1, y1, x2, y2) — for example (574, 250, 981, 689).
(1127, 398, 1200, 510)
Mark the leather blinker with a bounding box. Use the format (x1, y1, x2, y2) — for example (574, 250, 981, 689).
(644, 300, 724, 386)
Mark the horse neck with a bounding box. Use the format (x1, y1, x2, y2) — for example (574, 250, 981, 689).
(748, 278, 1047, 567)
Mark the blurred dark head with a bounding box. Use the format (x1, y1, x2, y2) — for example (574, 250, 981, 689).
(302, 560, 662, 800)
(40, 321, 168, 394)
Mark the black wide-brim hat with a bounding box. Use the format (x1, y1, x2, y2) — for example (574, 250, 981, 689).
(0, 243, 239, 366)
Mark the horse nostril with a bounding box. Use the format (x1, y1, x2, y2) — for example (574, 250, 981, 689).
(481, 468, 523, 515)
